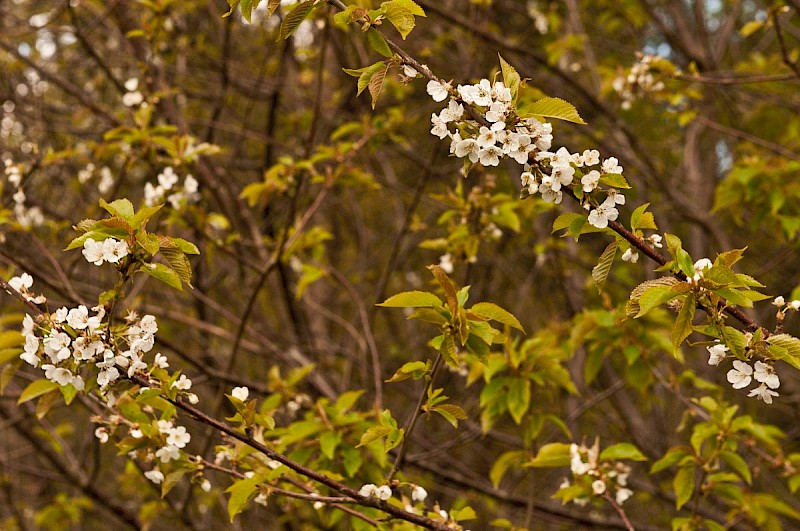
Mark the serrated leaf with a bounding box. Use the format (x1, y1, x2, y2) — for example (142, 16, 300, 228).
(592, 241, 618, 292)
(267, 0, 281, 16)
(672, 293, 696, 350)
(768, 334, 800, 371)
(159, 246, 194, 287)
(351, 61, 386, 97)
(140, 263, 183, 291)
(165, 237, 200, 255)
(18, 378, 59, 404)
(631, 202, 658, 231)
(626, 276, 681, 317)
(651, 448, 691, 474)
(366, 27, 392, 57)
(357, 425, 393, 447)
(599, 442, 647, 462)
(378, 290, 442, 308)
(240, 0, 255, 22)
(428, 265, 459, 314)
(498, 54, 520, 101)
(100, 198, 135, 220)
(279, 0, 316, 41)
(469, 302, 524, 332)
(136, 231, 160, 256)
(382, 1, 415, 39)
(368, 63, 389, 109)
(525, 97, 586, 124)
(635, 283, 684, 318)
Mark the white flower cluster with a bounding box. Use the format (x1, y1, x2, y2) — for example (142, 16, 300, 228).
(773, 295, 800, 312)
(706, 343, 780, 404)
(8, 273, 46, 304)
(122, 78, 144, 107)
(77, 163, 115, 194)
(707, 341, 780, 404)
(5, 160, 44, 229)
(358, 483, 392, 500)
(18, 300, 174, 400)
(563, 442, 633, 506)
(426, 77, 628, 230)
(144, 166, 200, 209)
(82, 237, 129, 266)
(427, 78, 553, 168)
(612, 54, 665, 109)
(154, 419, 192, 463)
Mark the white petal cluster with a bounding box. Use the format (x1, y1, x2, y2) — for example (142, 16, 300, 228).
(612, 54, 665, 109)
(7, 272, 46, 304)
(723, 356, 780, 404)
(706, 343, 728, 366)
(82, 237, 129, 266)
(358, 483, 392, 500)
(122, 78, 144, 107)
(231, 386, 249, 401)
(20, 308, 172, 396)
(564, 442, 633, 506)
(144, 167, 200, 209)
(5, 161, 45, 228)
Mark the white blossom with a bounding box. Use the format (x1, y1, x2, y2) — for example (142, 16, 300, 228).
(621, 248, 639, 263)
(773, 296, 786, 307)
(426, 80, 451, 102)
(167, 426, 191, 448)
(95, 427, 109, 443)
(592, 479, 606, 495)
(748, 383, 779, 404)
(172, 374, 192, 390)
(232, 386, 249, 401)
(616, 488, 633, 504)
(753, 361, 780, 389)
(726, 360, 752, 389)
(706, 343, 728, 366)
(411, 485, 427, 502)
(145, 469, 164, 484)
(156, 445, 180, 463)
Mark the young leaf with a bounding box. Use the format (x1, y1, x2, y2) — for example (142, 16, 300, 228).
(498, 54, 520, 101)
(469, 302, 524, 332)
(525, 97, 586, 124)
(490, 450, 525, 488)
(592, 240, 618, 292)
(141, 263, 183, 291)
(226, 476, 262, 521)
(100, 198, 135, 220)
(18, 378, 59, 404)
(366, 27, 392, 57)
(431, 403, 468, 428)
(525, 442, 571, 468)
(368, 62, 390, 109)
(279, 0, 316, 41)
(672, 293, 696, 350)
(382, 1, 415, 39)
(599, 442, 647, 462)
(377, 290, 442, 308)
(673, 465, 695, 510)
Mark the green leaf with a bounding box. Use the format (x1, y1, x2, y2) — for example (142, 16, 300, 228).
(162, 469, 187, 497)
(136, 231, 160, 256)
(226, 476, 262, 521)
(450, 506, 476, 522)
(490, 450, 525, 488)
(140, 263, 183, 291)
(0, 331, 23, 350)
(630, 202, 658, 231)
(168, 237, 200, 255)
(635, 283, 684, 318)
(598, 173, 630, 189)
(35, 388, 60, 419)
(525, 97, 586, 124)
(767, 334, 800, 371)
(498, 54, 520, 101)
(651, 448, 691, 474)
(279, 0, 316, 41)
(469, 302, 524, 332)
(432, 403, 468, 428)
(506, 378, 530, 424)
(319, 431, 341, 460)
(357, 425, 393, 448)
(592, 241, 618, 292)
(100, 198, 135, 220)
(0, 348, 22, 365)
(672, 293, 696, 350)
(18, 378, 59, 404)
(599, 443, 647, 462)
(378, 290, 442, 308)
(525, 442, 571, 468)
(719, 451, 752, 485)
(552, 212, 584, 233)
(366, 27, 392, 57)
(674, 465, 695, 509)
(740, 20, 764, 37)
(382, 1, 415, 39)
(159, 246, 194, 288)
(267, 0, 281, 16)
(391, 0, 424, 16)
